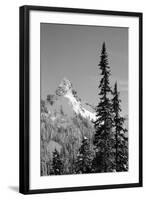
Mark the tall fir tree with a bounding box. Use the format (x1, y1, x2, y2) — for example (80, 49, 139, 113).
(75, 136, 94, 174)
(112, 82, 128, 171)
(93, 42, 115, 172)
(51, 149, 64, 175)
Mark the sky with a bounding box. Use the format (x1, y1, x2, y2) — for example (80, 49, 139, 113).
(40, 23, 128, 116)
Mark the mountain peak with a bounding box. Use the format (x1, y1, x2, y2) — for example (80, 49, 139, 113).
(55, 78, 96, 121)
(56, 77, 72, 96)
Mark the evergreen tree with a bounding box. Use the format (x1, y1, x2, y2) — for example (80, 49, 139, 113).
(112, 82, 128, 171)
(75, 136, 94, 174)
(51, 149, 64, 175)
(41, 99, 48, 113)
(60, 105, 65, 116)
(93, 42, 115, 172)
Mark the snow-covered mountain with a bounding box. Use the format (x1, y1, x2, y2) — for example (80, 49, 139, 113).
(55, 78, 96, 121)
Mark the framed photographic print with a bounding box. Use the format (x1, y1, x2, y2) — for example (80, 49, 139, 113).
(19, 5, 143, 194)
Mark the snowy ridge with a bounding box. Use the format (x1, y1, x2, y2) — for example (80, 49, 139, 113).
(56, 78, 96, 121)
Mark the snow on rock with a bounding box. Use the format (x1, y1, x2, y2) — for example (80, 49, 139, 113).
(56, 78, 97, 122)
(83, 136, 88, 140)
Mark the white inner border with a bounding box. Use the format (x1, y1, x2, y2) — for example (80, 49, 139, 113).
(30, 10, 139, 190)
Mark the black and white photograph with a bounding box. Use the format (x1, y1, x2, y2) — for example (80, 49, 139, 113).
(0, 0, 144, 198)
(19, 6, 142, 194)
(40, 23, 129, 176)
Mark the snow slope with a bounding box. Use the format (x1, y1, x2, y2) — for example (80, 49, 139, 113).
(56, 78, 96, 121)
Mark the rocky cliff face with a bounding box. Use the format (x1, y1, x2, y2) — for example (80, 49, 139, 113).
(55, 78, 96, 121)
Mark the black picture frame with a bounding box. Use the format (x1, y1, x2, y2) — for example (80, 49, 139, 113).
(19, 5, 143, 194)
